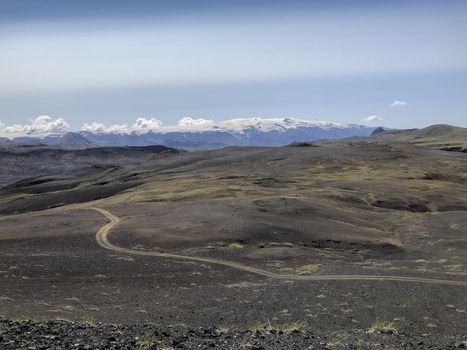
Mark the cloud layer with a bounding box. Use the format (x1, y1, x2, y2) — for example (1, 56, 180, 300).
(2, 4, 467, 96)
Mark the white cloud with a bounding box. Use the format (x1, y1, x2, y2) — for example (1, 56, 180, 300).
(81, 117, 162, 134)
(134, 117, 162, 130)
(390, 100, 408, 107)
(106, 124, 130, 133)
(177, 117, 214, 126)
(2, 116, 69, 134)
(90, 117, 212, 133)
(362, 115, 383, 122)
(81, 122, 107, 133)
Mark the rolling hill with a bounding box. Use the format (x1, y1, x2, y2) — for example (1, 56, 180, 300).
(371, 124, 467, 152)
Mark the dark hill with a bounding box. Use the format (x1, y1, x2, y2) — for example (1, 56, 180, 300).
(0, 144, 178, 188)
(55, 132, 94, 148)
(372, 124, 467, 151)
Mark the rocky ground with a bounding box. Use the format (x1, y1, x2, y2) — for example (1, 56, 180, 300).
(1, 319, 466, 349)
(1, 142, 467, 348)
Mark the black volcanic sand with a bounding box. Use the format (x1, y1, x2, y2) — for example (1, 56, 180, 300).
(1, 142, 467, 347)
(0, 144, 176, 191)
(1, 320, 466, 349)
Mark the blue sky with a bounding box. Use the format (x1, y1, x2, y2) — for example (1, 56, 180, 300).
(1, 0, 466, 130)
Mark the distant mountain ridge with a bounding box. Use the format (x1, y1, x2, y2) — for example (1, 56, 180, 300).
(2, 117, 376, 149)
(0, 137, 13, 145)
(371, 124, 467, 152)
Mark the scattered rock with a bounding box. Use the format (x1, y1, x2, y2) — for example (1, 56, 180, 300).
(0, 320, 463, 349)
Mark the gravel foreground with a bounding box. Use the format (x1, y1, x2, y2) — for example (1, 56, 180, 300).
(1, 320, 466, 349)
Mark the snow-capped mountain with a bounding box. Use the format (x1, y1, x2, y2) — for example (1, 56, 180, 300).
(79, 117, 374, 148)
(82, 117, 354, 134)
(2, 117, 376, 149)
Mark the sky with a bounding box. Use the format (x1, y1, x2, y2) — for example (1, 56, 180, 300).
(1, 0, 466, 133)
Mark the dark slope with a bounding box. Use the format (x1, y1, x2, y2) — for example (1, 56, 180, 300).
(0, 144, 178, 190)
(371, 124, 467, 151)
(48, 132, 94, 149)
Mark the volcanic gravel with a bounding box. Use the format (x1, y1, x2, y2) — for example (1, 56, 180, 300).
(1, 320, 466, 349)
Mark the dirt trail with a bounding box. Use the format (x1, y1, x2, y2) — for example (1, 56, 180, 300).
(92, 207, 467, 286)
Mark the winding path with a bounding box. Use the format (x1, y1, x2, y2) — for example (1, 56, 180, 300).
(92, 207, 467, 286)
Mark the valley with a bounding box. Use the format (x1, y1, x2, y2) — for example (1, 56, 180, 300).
(1, 134, 467, 348)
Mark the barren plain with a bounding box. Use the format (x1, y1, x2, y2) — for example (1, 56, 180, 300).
(1, 141, 467, 348)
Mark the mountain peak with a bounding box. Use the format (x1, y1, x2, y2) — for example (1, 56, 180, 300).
(2, 117, 376, 148)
